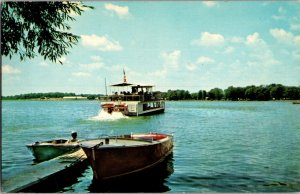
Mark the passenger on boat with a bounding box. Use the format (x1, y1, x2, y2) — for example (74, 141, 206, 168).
(108, 107, 113, 114)
(68, 131, 78, 142)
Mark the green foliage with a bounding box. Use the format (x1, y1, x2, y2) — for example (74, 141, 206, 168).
(225, 84, 300, 101)
(3, 92, 76, 99)
(224, 86, 245, 100)
(2, 92, 103, 100)
(3, 84, 300, 101)
(161, 90, 192, 100)
(160, 84, 300, 101)
(1, 1, 93, 63)
(208, 88, 224, 100)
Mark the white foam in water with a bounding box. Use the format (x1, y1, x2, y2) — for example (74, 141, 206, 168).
(89, 110, 129, 121)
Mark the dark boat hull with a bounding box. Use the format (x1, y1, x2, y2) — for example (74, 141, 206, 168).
(81, 134, 173, 181)
(126, 107, 165, 116)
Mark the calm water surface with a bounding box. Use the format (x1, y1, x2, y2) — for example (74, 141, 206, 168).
(2, 100, 300, 192)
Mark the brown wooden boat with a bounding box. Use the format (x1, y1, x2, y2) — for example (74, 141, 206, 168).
(80, 133, 173, 181)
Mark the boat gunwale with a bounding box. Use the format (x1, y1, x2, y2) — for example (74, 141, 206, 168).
(80, 135, 173, 150)
(26, 144, 79, 147)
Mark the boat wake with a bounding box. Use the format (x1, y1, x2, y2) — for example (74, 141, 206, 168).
(89, 110, 129, 121)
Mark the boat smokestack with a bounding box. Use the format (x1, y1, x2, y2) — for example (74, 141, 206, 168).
(123, 69, 127, 83)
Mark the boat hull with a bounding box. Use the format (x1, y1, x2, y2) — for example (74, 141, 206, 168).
(101, 101, 165, 116)
(126, 106, 165, 116)
(81, 134, 173, 181)
(27, 139, 80, 161)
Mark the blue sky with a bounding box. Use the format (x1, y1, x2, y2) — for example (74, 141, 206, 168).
(2, 1, 300, 96)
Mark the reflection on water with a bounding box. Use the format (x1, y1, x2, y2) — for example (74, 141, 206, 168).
(21, 160, 90, 193)
(89, 153, 174, 193)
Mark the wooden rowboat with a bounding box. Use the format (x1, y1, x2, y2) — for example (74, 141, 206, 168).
(80, 133, 173, 181)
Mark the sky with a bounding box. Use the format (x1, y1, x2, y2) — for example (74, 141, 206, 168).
(2, 1, 300, 96)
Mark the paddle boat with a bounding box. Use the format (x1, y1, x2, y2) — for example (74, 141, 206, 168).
(101, 70, 165, 116)
(80, 132, 173, 181)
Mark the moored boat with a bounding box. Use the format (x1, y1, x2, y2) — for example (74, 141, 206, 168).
(101, 71, 165, 116)
(292, 100, 300, 104)
(80, 133, 173, 181)
(26, 132, 80, 161)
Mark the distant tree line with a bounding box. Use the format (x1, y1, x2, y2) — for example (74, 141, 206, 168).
(161, 84, 300, 101)
(3, 84, 300, 101)
(2, 92, 102, 100)
(3, 92, 76, 99)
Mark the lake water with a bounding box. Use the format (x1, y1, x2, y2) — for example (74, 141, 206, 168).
(2, 100, 300, 192)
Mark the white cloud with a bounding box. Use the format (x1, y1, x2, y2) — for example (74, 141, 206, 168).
(224, 46, 235, 54)
(270, 28, 294, 45)
(231, 36, 244, 43)
(202, 1, 218, 7)
(196, 56, 215, 64)
(186, 56, 215, 71)
(290, 23, 300, 31)
(272, 6, 286, 20)
(39, 61, 49, 67)
(245, 32, 280, 67)
(270, 28, 300, 47)
(250, 48, 280, 67)
(148, 69, 168, 78)
(2, 65, 21, 74)
(192, 32, 225, 47)
(245, 32, 267, 47)
(186, 63, 198, 71)
(90, 56, 102, 61)
(80, 62, 104, 70)
(161, 50, 181, 69)
(81, 34, 123, 51)
(295, 36, 300, 45)
(147, 50, 182, 79)
(292, 50, 300, 59)
(72, 72, 91, 77)
(79, 56, 105, 72)
(105, 3, 129, 18)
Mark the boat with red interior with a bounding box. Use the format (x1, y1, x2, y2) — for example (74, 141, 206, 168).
(80, 132, 173, 181)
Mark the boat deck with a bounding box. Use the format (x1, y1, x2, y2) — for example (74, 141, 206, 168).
(2, 149, 87, 193)
(81, 138, 153, 148)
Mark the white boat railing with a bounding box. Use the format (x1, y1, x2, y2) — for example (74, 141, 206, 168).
(105, 94, 162, 102)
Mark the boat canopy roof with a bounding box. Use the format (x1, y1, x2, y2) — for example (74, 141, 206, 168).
(110, 82, 134, 87)
(110, 83, 154, 88)
(132, 85, 154, 89)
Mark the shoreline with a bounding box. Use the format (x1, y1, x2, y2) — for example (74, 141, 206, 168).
(2, 98, 299, 102)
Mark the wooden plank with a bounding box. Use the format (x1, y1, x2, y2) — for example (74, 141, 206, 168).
(2, 149, 87, 193)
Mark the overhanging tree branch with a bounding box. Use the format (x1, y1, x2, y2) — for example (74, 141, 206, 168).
(1, 1, 93, 64)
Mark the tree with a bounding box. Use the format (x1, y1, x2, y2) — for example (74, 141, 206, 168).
(284, 86, 300, 100)
(198, 90, 206, 100)
(269, 84, 284, 100)
(208, 88, 224, 100)
(190, 92, 198, 100)
(1, 1, 93, 63)
(245, 85, 257, 100)
(225, 86, 245, 100)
